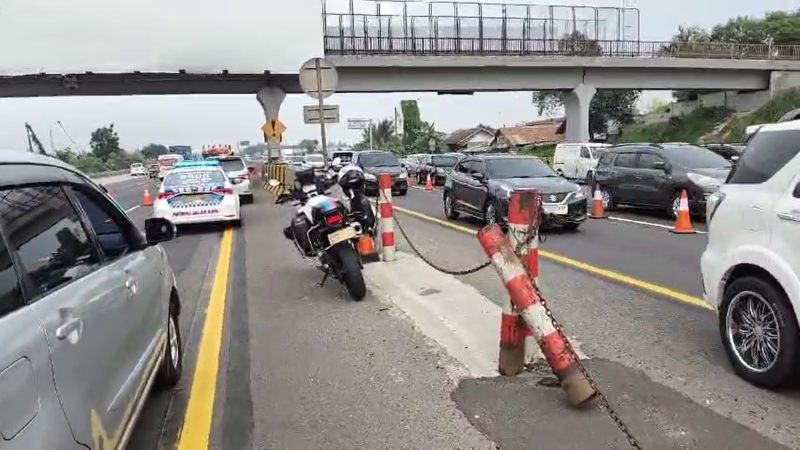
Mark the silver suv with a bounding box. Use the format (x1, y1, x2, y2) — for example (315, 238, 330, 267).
(0, 151, 182, 449)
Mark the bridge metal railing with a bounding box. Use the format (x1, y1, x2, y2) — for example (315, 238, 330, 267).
(322, 11, 800, 61)
(325, 35, 800, 61)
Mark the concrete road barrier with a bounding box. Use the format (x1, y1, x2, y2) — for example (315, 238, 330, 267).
(263, 162, 294, 195)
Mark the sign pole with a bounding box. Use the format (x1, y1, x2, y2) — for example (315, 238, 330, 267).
(315, 58, 329, 162)
(369, 119, 373, 151)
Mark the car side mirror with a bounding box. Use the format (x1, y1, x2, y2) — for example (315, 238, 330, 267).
(231, 178, 242, 185)
(471, 172, 486, 182)
(653, 161, 671, 173)
(247, 166, 256, 174)
(144, 217, 177, 245)
(794, 182, 800, 198)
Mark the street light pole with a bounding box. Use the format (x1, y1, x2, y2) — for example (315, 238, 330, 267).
(369, 119, 374, 151)
(315, 58, 329, 162)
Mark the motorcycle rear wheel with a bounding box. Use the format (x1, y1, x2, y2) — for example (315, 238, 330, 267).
(333, 243, 366, 301)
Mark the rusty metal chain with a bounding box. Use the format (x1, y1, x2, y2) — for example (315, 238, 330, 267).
(520, 215, 642, 450)
(393, 210, 494, 275)
(375, 192, 492, 275)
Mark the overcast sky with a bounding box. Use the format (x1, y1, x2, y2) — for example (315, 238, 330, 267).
(1, 0, 797, 153)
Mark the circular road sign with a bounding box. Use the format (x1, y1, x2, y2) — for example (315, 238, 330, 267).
(299, 57, 338, 100)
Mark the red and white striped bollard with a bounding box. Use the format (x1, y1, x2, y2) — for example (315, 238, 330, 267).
(506, 190, 542, 368)
(478, 224, 596, 407)
(378, 173, 396, 261)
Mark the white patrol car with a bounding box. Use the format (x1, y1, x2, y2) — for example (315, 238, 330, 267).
(153, 160, 241, 227)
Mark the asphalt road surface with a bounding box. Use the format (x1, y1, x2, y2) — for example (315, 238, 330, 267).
(99, 175, 799, 449)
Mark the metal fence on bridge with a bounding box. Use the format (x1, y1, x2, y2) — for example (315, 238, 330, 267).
(321, 1, 800, 60)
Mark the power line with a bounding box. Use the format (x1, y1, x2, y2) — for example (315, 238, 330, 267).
(57, 121, 85, 153)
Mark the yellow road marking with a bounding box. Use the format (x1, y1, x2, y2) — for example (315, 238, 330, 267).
(177, 227, 234, 450)
(392, 205, 714, 312)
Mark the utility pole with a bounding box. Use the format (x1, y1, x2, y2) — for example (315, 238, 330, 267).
(315, 58, 329, 162)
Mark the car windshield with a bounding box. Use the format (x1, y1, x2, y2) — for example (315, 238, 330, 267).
(660, 145, 731, 169)
(432, 155, 460, 167)
(487, 158, 557, 178)
(131, 163, 143, 168)
(360, 152, 399, 167)
(291, 156, 304, 163)
(306, 155, 324, 162)
(219, 158, 245, 172)
(164, 169, 226, 189)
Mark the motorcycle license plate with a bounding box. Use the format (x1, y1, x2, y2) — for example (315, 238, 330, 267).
(328, 226, 357, 246)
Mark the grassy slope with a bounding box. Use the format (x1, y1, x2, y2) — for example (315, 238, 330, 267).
(620, 88, 800, 144)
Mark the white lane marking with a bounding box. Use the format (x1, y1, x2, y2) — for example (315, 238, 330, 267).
(125, 205, 141, 213)
(608, 215, 708, 234)
(410, 185, 442, 192)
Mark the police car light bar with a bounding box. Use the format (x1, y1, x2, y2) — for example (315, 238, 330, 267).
(174, 160, 220, 169)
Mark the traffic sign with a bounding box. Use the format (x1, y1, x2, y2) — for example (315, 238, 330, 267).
(347, 118, 371, 130)
(299, 58, 338, 99)
(303, 105, 340, 124)
(262, 119, 286, 140)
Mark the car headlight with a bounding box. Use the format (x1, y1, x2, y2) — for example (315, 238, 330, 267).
(364, 172, 376, 181)
(706, 191, 726, 222)
(687, 173, 721, 192)
(569, 187, 585, 201)
(398, 172, 407, 179)
(436, 168, 444, 174)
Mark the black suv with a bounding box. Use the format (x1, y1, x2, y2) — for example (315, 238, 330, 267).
(594, 143, 732, 218)
(352, 151, 409, 196)
(417, 153, 463, 185)
(443, 155, 587, 230)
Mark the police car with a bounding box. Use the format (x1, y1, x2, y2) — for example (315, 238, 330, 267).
(153, 160, 241, 227)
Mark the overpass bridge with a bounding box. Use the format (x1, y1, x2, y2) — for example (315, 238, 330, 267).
(2, 0, 800, 141)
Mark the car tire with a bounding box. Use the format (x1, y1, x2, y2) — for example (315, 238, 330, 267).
(719, 276, 800, 388)
(667, 192, 682, 219)
(232, 219, 242, 228)
(586, 171, 594, 185)
(243, 194, 254, 204)
(398, 189, 407, 197)
(443, 192, 459, 219)
(601, 187, 616, 211)
(483, 199, 498, 225)
(563, 222, 580, 231)
(156, 304, 183, 389)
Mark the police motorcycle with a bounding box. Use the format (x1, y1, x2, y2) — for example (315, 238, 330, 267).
(270, 167, 367, 301)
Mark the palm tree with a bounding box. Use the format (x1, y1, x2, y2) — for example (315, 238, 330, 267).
(357, 118, 398, 151)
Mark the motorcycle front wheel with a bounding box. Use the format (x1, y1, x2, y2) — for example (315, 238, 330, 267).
(332, 242, 366, 301)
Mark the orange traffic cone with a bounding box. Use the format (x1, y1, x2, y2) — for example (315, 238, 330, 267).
(425, 173, 433, 191)
(589, 186, 606, 219)
(142, 186, 154, 207)
(357, 235, 380, 263)
(670, 190, 696, 234)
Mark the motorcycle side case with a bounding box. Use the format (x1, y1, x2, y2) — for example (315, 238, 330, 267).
(290, 215, 314, 255)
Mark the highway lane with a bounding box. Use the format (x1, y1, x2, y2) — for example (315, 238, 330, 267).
(397, 186, 708, 298)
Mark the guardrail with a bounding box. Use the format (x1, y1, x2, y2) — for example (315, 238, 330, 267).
(88, 169, 128, 178)
(325, 35, 800, 60)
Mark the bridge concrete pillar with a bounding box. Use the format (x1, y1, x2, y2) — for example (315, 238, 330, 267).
(563, 83, 596, 143)
(256, 86, 286, 160)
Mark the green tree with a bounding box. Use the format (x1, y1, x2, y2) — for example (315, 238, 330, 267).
(532, 31, 639, 140)
(401, 100, 422, 149)
(90, 124, 123, 161)
(54, 148, 77, 165)
(298, 139, 320, 153)
(355, 119, 402, 152)
(73, 154, 106, 174)
(141, 143, 168, 159)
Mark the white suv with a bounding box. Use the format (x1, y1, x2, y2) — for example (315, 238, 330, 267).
(216, 156, 254, 204)
(701, 120, 800, 387)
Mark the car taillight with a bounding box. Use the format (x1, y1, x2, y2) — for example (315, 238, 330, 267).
(157, 192, 174, 200)
(213, 188, 234, 195)
(325, 212, 344, 225)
